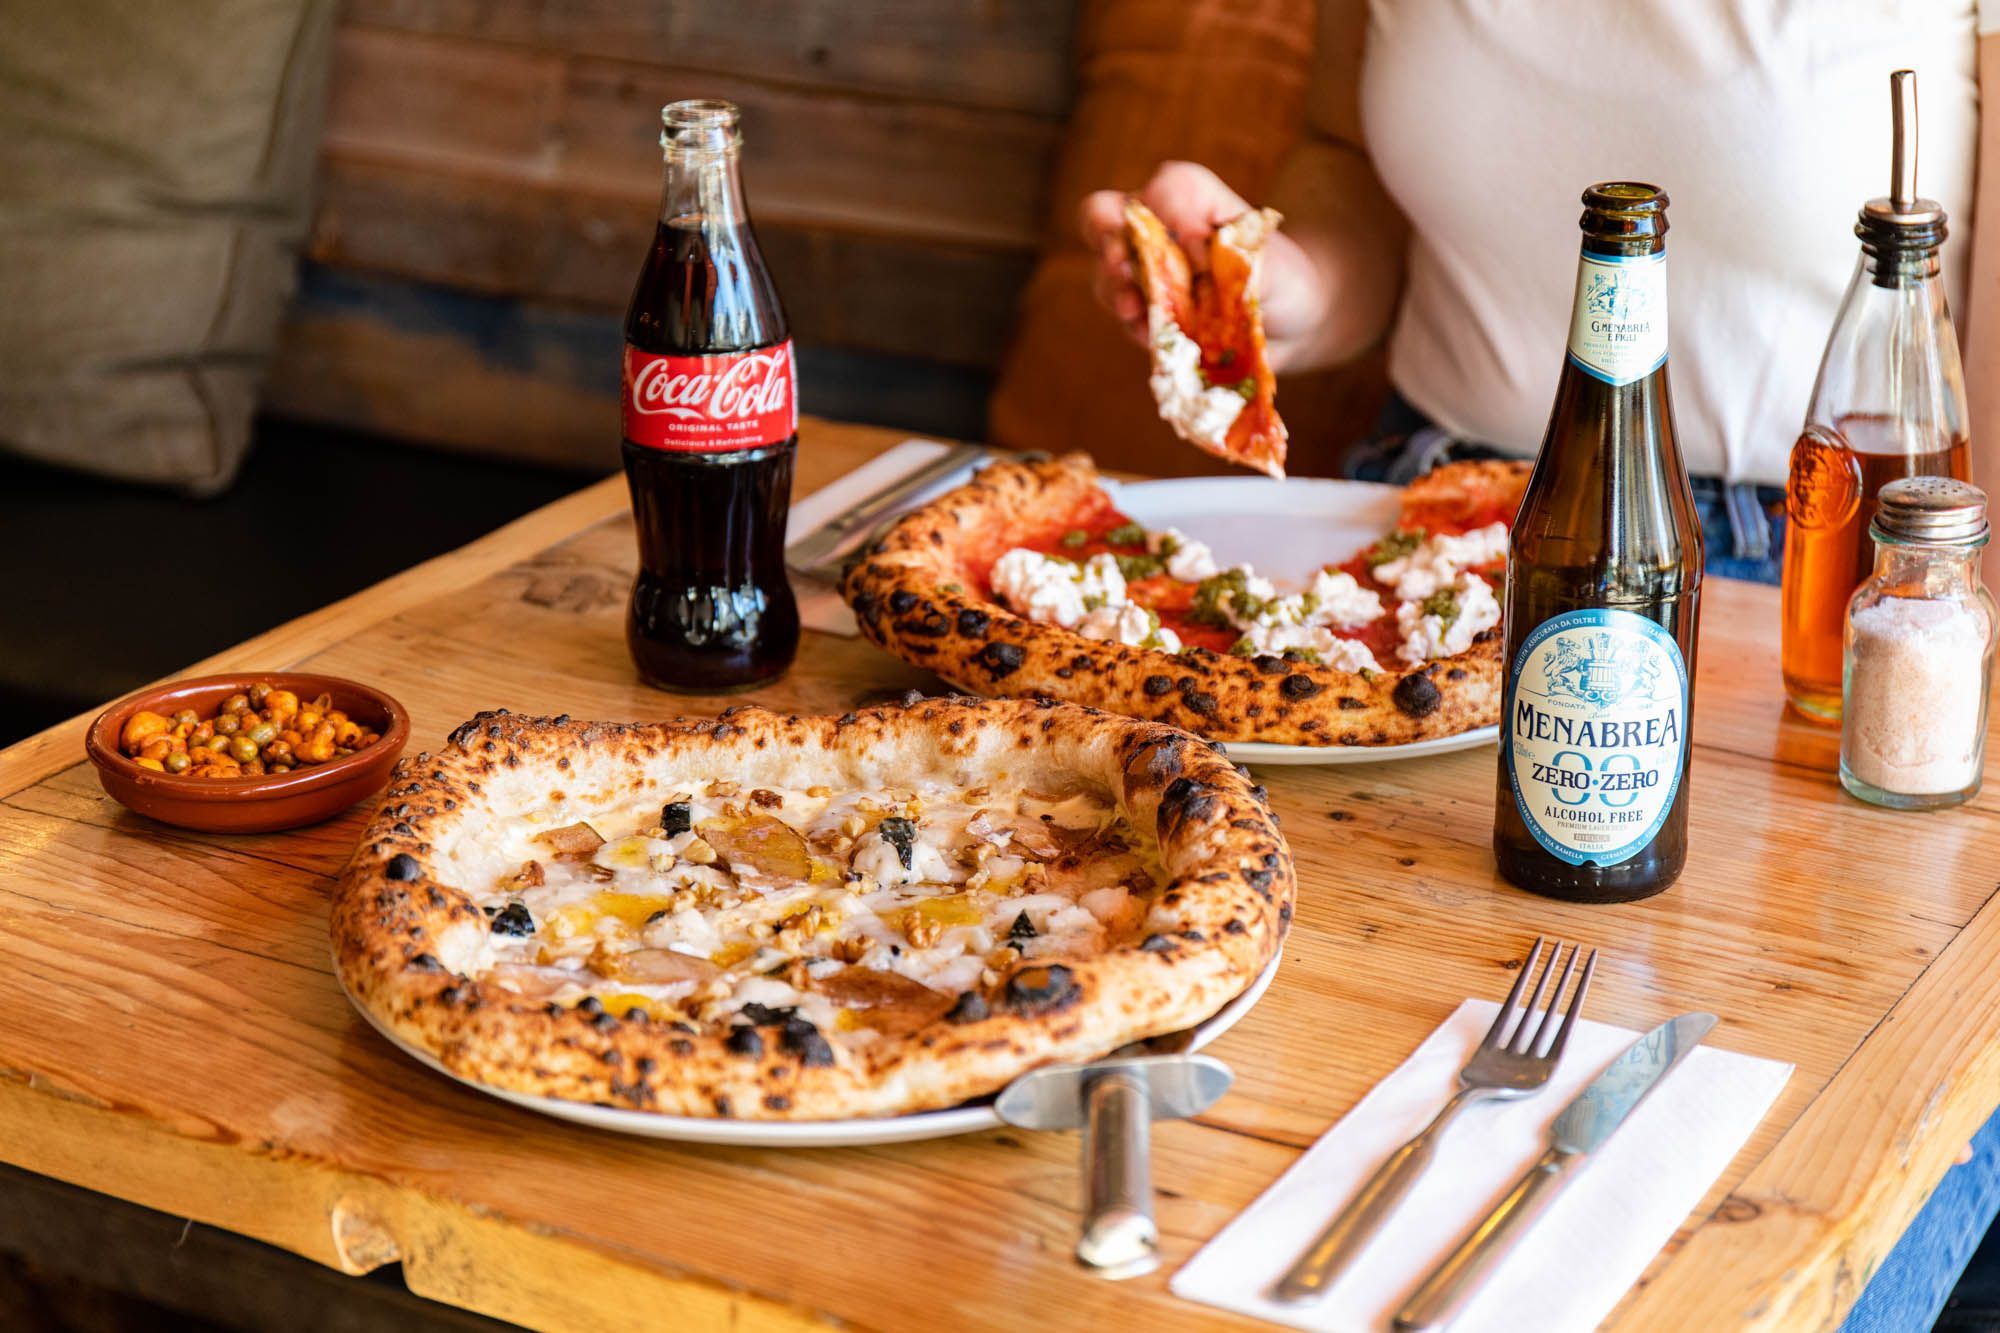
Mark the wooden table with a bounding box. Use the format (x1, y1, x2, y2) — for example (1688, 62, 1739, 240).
(3, 419, 1996, 1332)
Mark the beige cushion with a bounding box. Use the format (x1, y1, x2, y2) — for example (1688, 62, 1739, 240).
(0, 1, 334, 494)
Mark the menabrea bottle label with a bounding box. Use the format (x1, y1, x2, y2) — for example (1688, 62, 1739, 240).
(1566, 250, 1668, 386)
(1505, 608, 1689, 866)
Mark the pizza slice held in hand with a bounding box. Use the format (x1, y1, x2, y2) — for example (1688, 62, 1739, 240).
(1124, 198, 1288, 479)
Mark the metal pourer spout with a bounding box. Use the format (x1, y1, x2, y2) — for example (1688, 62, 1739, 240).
(1860, 68, 1944, 240)
(1890, 69, 1918, 214)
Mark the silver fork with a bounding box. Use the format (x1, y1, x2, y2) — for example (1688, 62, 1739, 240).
(1272, 937, 1598, 1305)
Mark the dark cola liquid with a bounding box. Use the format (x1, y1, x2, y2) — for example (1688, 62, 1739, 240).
(623, 214, 799, 692)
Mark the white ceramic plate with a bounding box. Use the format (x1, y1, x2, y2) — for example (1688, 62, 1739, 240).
(1102, 475, 1499, 767)
(348, 952, 1281, 1148)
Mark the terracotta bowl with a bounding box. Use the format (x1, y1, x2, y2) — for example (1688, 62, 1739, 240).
(85, 673, 410, 834)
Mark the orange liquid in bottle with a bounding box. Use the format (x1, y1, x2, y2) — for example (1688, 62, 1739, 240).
(1780, 413, 1970, 720)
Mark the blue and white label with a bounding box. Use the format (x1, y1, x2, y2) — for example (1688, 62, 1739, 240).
(1505, 608, 1688, 867)
(1566, 250, 1667, 386)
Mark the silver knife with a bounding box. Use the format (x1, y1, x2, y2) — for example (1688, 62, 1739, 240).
(1393, 1011, 1718, 1331)
(783, 441, 990, 578)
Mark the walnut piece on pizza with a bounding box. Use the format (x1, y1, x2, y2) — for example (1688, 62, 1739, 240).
(841, 454, 1531, 747)
(1126, 197, 1287, 478)
(331, 697, 1291, 1120)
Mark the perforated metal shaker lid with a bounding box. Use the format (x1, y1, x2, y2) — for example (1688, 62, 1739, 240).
(1871, 476, 1989, 546)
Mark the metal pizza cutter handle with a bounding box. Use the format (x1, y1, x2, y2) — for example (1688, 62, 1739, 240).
(995, 1052, 1234, 1280)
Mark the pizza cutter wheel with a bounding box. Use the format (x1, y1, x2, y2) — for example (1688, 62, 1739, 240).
(995, 1052, 1233, 1279)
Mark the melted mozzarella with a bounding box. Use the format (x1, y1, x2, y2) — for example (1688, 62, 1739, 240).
(1150, 528, 1221, 582)
(1306, 569, 1385, 629)
(1395, 571, 1501, 664)
(852, 827, 957, 888)
(1076, 602, 1181, 652)
(1234, 620, 1382, 674)
(469, 779, 1168, 1043)
(989, 549, 1128, 629)
(1149, 318, 1245, 446)
(1374, 523, 1510, 601)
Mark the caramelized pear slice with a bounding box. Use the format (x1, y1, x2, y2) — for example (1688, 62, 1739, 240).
(816, 967, 953, 1036)
(535, 821, 605, 860)
(701, 813, 813, 881)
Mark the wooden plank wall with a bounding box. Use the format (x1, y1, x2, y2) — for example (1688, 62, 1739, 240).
(269, 2, 1072, 463)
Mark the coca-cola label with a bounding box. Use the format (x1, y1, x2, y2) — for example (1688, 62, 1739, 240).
(622, 340, 798, 452)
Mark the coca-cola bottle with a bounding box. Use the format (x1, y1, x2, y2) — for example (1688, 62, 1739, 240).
(621, 99, 800, 691)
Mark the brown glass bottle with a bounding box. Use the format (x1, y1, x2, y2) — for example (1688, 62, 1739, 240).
(1493, 184, 1703, 904)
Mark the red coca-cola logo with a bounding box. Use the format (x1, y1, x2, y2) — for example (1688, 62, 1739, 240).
(622, 340, 797, 452)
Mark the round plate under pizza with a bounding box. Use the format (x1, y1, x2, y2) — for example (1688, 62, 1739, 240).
(1096, 475, 1497, 767)
(333, 699, 1292, 1125)
(343, 951, 1278, 1147)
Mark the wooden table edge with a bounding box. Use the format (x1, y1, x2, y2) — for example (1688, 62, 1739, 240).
(1613, 872, 2000, 1330)
(0, 1074, 831, 1331)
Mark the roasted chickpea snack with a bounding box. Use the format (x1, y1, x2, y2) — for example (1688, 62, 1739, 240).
(118, 683, 383, 779)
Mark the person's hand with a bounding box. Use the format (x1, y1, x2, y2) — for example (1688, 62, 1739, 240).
(1079, 160, 1329, 363)
(1081, 161, 1256, 344)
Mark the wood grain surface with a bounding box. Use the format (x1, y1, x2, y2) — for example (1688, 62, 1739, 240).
(1, 419, 1996, 1331)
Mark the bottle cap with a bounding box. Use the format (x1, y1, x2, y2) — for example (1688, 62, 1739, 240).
(1872, 476, 1988, 547)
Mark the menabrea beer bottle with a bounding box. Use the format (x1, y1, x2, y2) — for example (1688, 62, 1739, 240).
(621, 99, 800, 692)
(1494, 183, 1703, 903)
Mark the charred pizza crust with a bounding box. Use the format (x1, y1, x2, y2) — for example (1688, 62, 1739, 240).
(842, 455, 1512, 747)
(332, 696, 1290, 1120)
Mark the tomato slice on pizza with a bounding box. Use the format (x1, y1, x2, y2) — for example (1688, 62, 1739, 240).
(1125, 198, 1287, 479)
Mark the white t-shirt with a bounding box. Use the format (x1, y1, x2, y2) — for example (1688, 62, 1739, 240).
(1358, 0, 1977, 484)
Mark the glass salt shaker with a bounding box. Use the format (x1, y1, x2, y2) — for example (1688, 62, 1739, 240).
(1840, 477, 1996, 809)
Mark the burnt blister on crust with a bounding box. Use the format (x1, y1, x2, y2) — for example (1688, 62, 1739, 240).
(781, 1018, 837, 1067)
(1393, 671, 1443, 718)
(1123, 732, 1185, 792)
(1004, 964, 1079, 1015)
(945, 991, 989, 1024)
(1158, 775, 1220, 841)
(899, 608, 950, 637)
(1280, 674, 1323, 700)
(974, 642, 1026, 677)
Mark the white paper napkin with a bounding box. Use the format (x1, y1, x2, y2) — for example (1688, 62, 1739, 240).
(1172, 999, 1791, 1332)
(786, 438, 960, 637)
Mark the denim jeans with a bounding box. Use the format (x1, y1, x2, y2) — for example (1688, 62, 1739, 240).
(1841, 1114, 2000, 1330)
(1355, 392, 2000, 1330)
